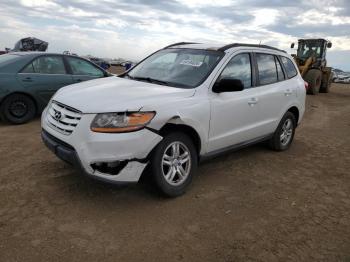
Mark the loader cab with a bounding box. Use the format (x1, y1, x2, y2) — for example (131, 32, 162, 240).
(297, 39, 329, 60)
(291, 39, 331, 68)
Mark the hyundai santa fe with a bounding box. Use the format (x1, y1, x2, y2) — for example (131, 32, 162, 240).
(41, 42, 306, 197)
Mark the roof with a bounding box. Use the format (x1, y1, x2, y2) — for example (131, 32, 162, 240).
(1, 52, 107, 71)
(4, 52, 96, 61)
(5, 52, 85, 57)
(7, 51, 61, 56)
(164, 42, 286, 53)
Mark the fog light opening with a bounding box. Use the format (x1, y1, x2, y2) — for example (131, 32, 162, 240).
(91, 160, 128, 175)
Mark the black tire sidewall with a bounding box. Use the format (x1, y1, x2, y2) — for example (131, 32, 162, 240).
(320, 74, 331, 93)
(270, 112, 296, 151)
(0, 94, 36, 124)
(306, 69, 322, 95)
(150, 132, 198, 197)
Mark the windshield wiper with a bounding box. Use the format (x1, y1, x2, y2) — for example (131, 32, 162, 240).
(131, 76, 170, 86)
(126, 75, 191, 88)
(121, 72, 133, 79)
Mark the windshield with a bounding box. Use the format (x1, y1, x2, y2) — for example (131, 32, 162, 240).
(0, 54, 20, 64)
(126, 48, 223, 88)
(297, 41, 323, 59)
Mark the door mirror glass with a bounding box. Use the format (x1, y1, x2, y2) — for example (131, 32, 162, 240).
(213, 78, 244, 93)
(327, 42, 332, 48)
(291, 43, 295, 49)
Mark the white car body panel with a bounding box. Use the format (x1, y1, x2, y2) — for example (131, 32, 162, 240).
(41, 44, 306, 184)
(54, 76, 196, 113)
(208, 87, 264, 152)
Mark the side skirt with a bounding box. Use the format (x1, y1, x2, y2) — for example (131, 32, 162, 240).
(200, 133, 273, 162)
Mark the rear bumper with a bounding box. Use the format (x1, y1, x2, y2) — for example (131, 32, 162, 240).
(41, 129, 147, 185)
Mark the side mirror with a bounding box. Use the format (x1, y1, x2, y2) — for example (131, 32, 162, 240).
(291, 43, 295, 49)
(212, 78, 244, 93)
(327, 42, 332, 48)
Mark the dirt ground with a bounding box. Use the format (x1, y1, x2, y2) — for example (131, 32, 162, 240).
(0, 84, 349, 262)
(108, 65, 126, 75)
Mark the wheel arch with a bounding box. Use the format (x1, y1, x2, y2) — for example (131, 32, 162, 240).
(287, 106, 299, 124)
(158, 120, 202, 157)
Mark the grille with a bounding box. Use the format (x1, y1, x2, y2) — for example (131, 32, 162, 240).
(46, 101, 82, 135)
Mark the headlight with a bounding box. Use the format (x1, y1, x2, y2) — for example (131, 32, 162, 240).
(90, 112, 156, 133)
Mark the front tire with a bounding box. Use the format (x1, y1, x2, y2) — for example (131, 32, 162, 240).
(0, 94, 36, 124)
(269, 112, 296, 151)
(150, 132, 198, 197)
(320, 72, 332, 93)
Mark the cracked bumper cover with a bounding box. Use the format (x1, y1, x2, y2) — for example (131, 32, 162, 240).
(41, 114, 163, 184)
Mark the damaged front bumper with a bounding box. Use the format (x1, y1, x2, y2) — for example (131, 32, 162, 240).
(41, 130, 152, 184)
(41, 112, 162, 184)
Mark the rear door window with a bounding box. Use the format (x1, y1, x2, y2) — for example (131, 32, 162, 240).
(256, 53, 278, 85)
(66, 57, 104, 77)
(22, 56, 66, 74)
(281, 56, 298, 78)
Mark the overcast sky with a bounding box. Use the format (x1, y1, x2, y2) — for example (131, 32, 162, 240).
(0, 0, 349, 70)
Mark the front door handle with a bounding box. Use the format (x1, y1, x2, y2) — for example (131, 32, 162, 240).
(284, 89, 293, 96)
(248, 97, 258, 106)
(22, 77, 33, 82)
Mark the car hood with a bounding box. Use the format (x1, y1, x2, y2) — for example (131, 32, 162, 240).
(53, 76, 196, 113)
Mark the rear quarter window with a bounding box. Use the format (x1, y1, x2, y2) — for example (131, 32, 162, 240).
(281, 56, 298, 78)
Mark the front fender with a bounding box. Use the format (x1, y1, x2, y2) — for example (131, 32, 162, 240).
(145, 97, 210, 155)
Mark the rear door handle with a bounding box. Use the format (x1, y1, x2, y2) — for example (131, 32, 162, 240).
(248, 97, 258, 106)
(284, 89, 293, 96)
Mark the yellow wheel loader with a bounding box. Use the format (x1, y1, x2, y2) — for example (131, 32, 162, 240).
(291, 39, 333, 95)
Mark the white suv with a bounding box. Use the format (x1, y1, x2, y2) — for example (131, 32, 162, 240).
(41, 42, 306, 197)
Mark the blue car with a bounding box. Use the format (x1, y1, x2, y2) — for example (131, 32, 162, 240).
(0, 52, 111, 124)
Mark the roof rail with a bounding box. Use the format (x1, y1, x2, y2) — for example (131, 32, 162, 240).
(163, 42, 198, 49)
(218, 43, 286, 53)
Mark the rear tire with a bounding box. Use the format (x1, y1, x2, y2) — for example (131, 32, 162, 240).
(0, 94, 36, 124)
(305, 69, 322, 95)
(269, 112, 296, 151)
(150, 132, 198, 197)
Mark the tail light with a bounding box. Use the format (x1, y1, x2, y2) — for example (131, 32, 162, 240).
(304, 81, 309, 90)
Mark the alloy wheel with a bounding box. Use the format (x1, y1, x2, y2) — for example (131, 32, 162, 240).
(280, 118, 293, 146)
(161, 141, 191, 186)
